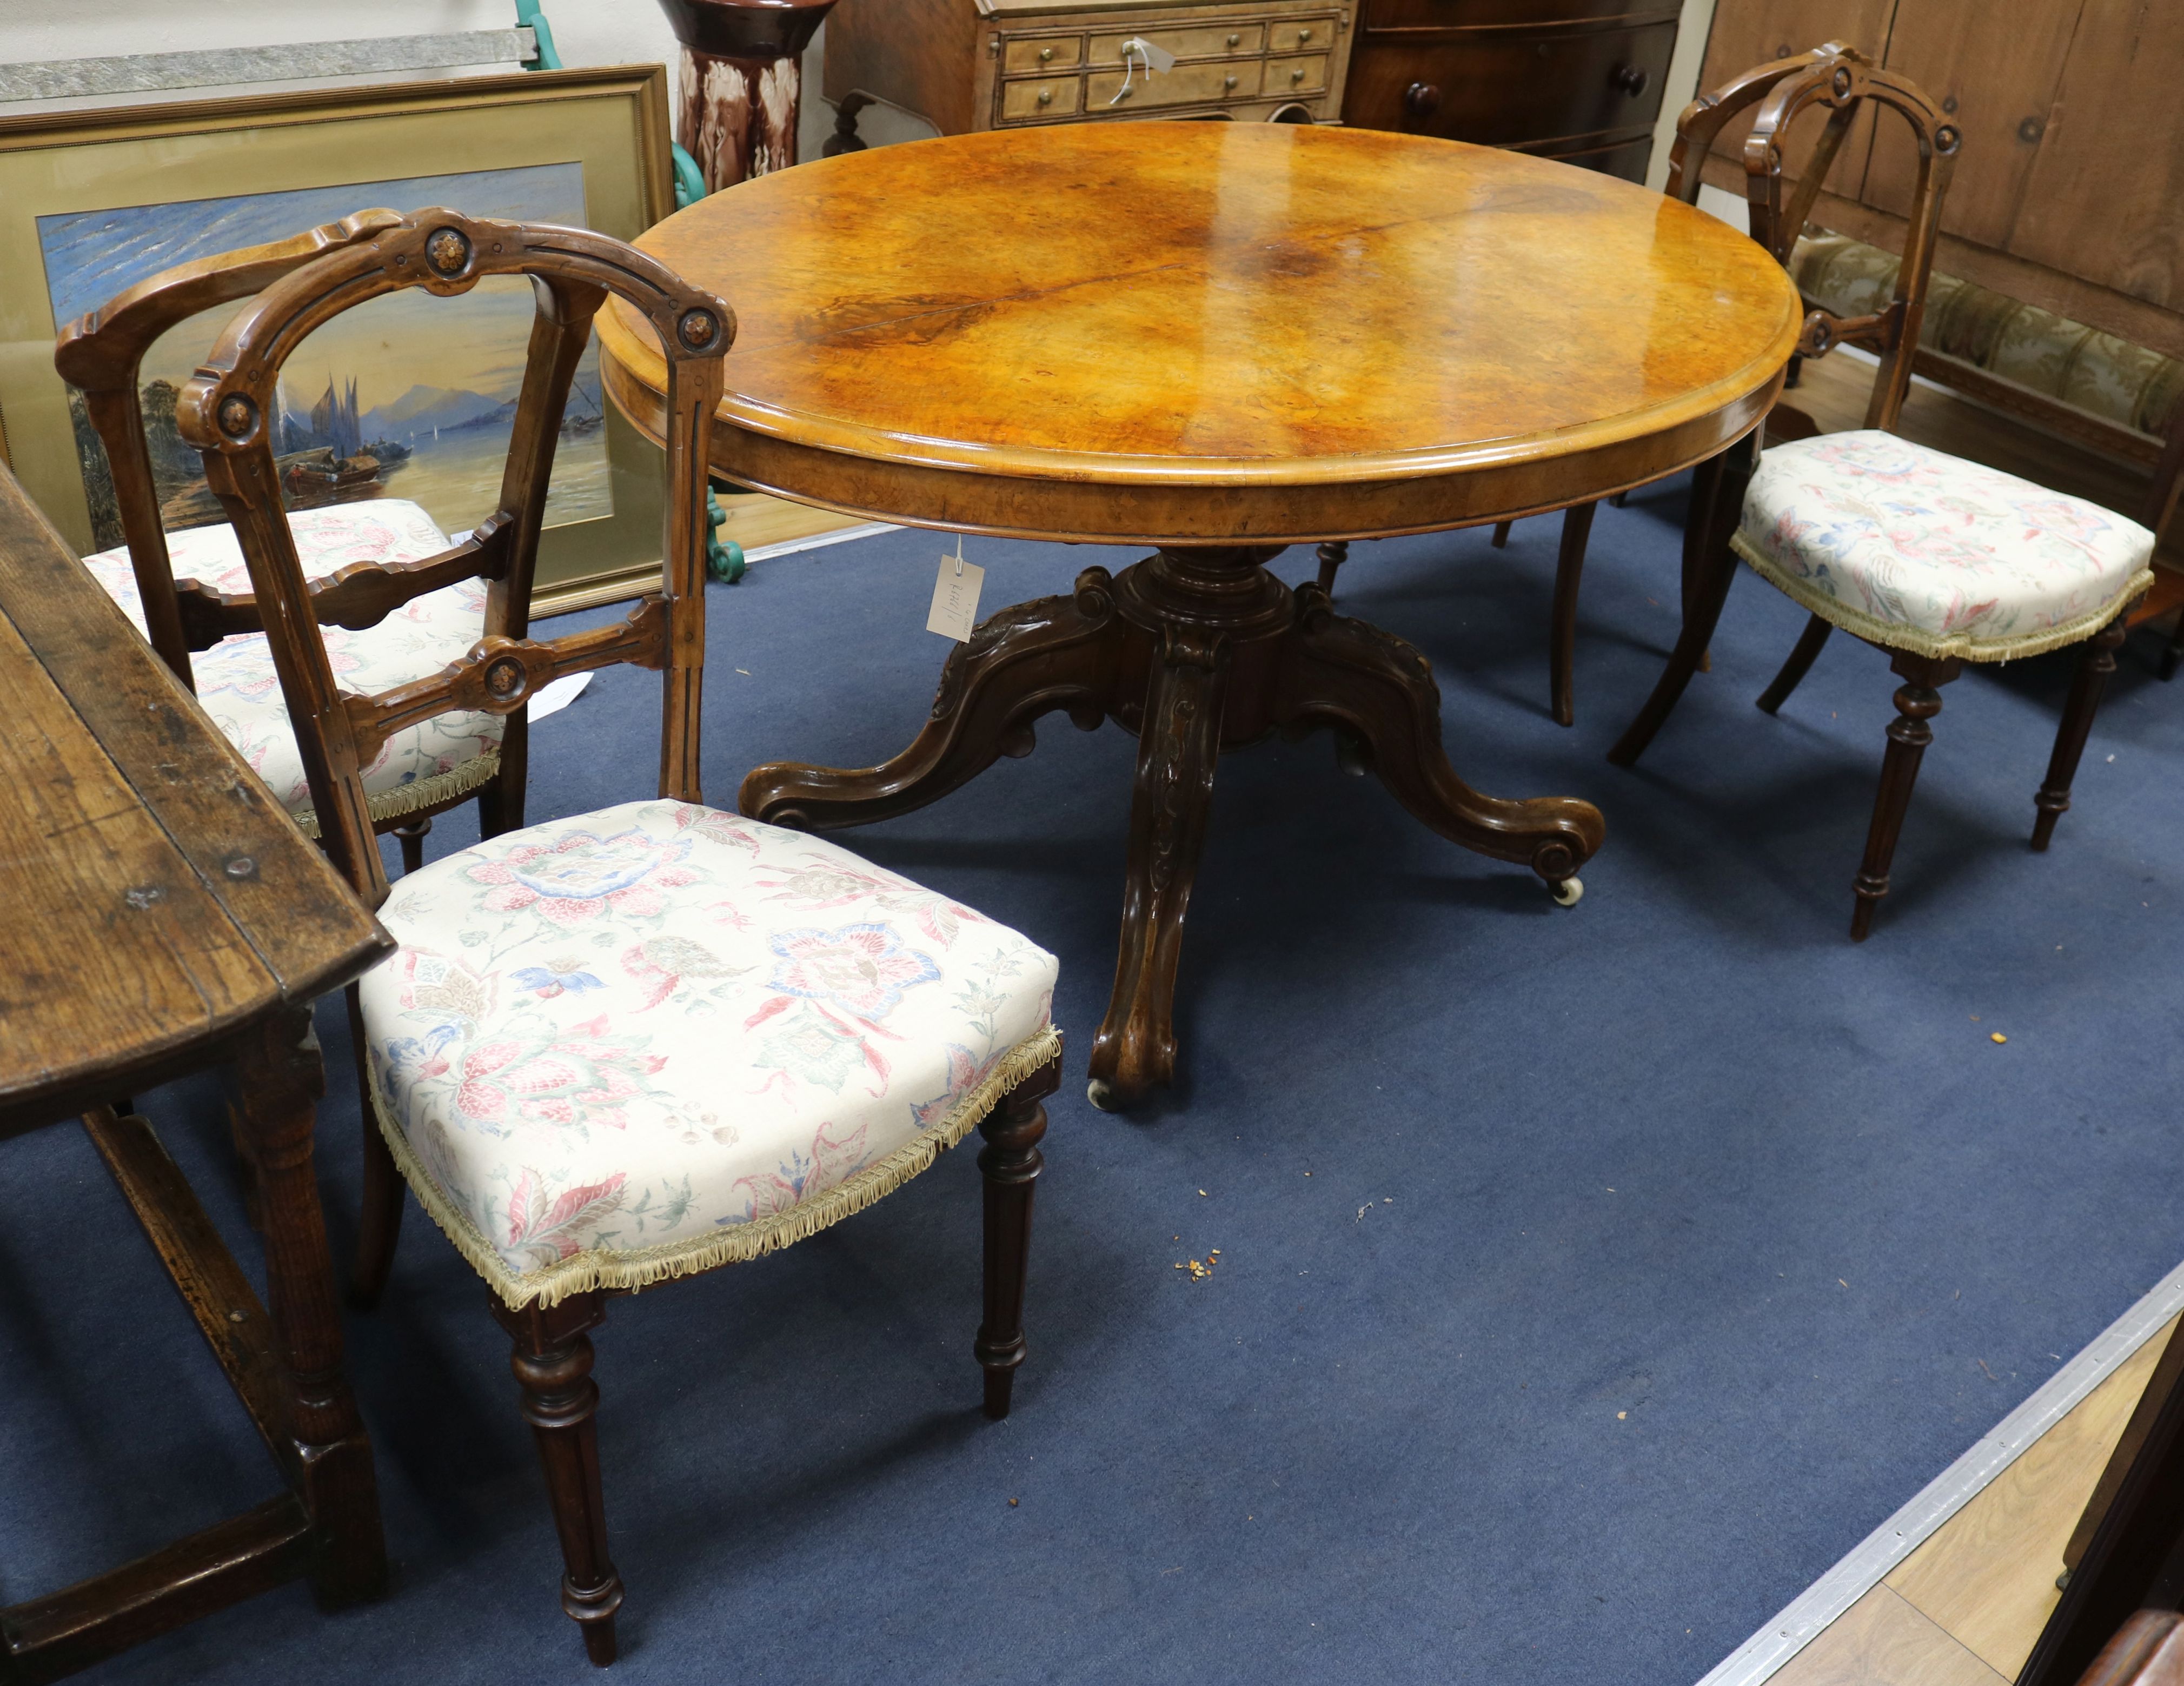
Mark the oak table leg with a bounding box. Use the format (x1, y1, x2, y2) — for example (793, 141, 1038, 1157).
(227, 1009, 387, 1604)
(742, 544, 1604, 1110)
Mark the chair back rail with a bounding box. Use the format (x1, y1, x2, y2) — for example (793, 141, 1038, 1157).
(174, 210, 731, 908)
(1664, 42, 1959, 435)
(54, 210, 408, 686)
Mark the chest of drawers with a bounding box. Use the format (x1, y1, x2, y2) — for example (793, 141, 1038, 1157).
(1340, 0, 1677, 182)
(825, 0, 1357, 141)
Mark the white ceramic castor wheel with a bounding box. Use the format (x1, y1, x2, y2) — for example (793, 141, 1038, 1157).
(1333, 733, 1369, 778)
(1550, 875, 1584, 908)
(1086, 1077, 1121, 1111)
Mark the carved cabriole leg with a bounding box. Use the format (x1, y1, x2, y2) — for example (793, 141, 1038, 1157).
(1087, 622, 1234, 1110)
(1276, 584, 1605, 894)
(2033, 616, 2127, 851)
(347, 983, 403, 1311)
(227, 1008, 387, 1604)
(1609, 437, 1756, 767)
(490, 1291, 622, 1668)
(1315, 540, 1349, 597)
(390, 813, 431, 874)
(975, 1057, 1060, 1419)
(1549, 501, 1598, 728)
(741, 572, 1121, 829)
(1757, 613, 1835, 715)
(1851, 651, 1961, 942)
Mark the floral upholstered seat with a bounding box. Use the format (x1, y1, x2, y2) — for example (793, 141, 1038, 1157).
(82, 499, 504, 836)
(1733, 431, 2156, 662)
(356, 799, 1063, 1309)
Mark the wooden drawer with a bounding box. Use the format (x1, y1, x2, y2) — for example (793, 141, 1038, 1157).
(1265, 52, 1329, 94)
(1090, 58, 1264, 109)
(1267, 17, 1335, 54)
(1362, 0, 1678, 29)
(1087, 22, 1265, 64)
(1004, 35, 1083, 74)
(1347, 18, 1676, 146)
(1000, 76, 1083, 121)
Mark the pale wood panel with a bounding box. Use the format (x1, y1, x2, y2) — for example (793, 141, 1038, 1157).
(1887, 1315, 2181, 1680)
(2009, 0, 2184, 311)
(1862, 0, 2082, 249)
(1771, 1583, 2007, 1686)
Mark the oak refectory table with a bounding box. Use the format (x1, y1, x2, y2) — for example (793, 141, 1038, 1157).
(0, 461, 389, 1678)
(596, 122, 1802, 1108)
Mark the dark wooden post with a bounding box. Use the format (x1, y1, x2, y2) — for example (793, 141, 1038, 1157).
(655, 0, 839, 193)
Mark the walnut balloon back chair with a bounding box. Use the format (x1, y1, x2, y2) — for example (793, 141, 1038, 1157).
(173, 209, 1066, 1666)
(55, 209, 528, 877)
(1312, 44, 1914, 731)
(1604, 47, 2157, 940)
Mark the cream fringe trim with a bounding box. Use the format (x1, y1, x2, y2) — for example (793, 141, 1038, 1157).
(1733, 532, 2150, 664)
(294, 750, 502, 840)
(371, 1021, 1066, 1311)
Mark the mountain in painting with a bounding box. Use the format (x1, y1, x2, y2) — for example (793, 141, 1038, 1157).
(360, 383, 508, 439)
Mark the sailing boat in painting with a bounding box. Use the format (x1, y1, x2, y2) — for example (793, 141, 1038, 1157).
(41, 163, 613, 550)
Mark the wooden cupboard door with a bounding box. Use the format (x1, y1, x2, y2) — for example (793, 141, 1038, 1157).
(2011, 0, 2184, 313)
(1862, 0, 2079, 250)
(1694, 0, 1895, 200)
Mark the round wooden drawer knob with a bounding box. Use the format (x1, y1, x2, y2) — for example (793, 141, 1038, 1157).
(1404, 81, 1442, 122)
(1291, 65, 1306, 83)
(1614, 63, 1650, 98)
(1227, 32, 1241, 46)
(1037, 87, 1053, 105)
(1039, 45, 1054, 61)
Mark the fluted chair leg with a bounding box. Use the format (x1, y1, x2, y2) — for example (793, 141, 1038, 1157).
(2033, 616, 2126, 851)
(1490, 520, 1512, 549)
(1757, 614, 1835, 715)
(1315, 541, 1348, 598)
(1851, 654, 1959, 942)
(493, 1291, 623, 1668)
(1549, 501, 1597, 727)
(975, 1057, 1060, 1421)
(347, 982, 403, 1309)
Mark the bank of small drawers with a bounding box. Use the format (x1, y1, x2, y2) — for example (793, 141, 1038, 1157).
(994, 10, 1339, 125)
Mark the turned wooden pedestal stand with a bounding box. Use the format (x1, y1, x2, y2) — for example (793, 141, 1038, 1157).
(744, 545, 1601, 1106)
(598, 122, 1802, 1110)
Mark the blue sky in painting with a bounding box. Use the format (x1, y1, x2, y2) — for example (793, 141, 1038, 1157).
(36, 163, 585, 326)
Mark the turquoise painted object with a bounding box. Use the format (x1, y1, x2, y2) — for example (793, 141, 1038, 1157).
(518, 5, 743, 583)
(516, 4, 707, 208)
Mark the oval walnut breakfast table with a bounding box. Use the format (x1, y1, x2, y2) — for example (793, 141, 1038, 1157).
(597, 122, 1802, 1109)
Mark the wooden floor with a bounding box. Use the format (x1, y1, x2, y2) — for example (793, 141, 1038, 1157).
(1769, 1315, 2178, 1686)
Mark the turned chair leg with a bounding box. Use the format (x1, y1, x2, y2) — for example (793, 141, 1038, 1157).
(2162, 612, 2183, 682)
(492, 1291, 623, 1668)
(2033, 616, 2126, 851)
(1757, 614, 1835, 715)
(975, 1057, 1060, 1421)
(1549, 501, 1597, 727)
(1851, 654, 1960, 942)
(1314, 540, 1349, 598)
(390, 814, 431, 874)
(345, 983, 404, 1309)
(1490, 520, 1513, 549)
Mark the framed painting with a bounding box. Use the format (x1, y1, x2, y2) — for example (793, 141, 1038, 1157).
(0, 68, 683, 613)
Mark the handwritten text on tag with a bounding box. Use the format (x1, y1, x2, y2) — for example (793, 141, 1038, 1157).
(927, 553, 985, 641)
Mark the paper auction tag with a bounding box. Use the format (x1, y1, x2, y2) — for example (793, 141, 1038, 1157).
(927, 545, 985, 641)
(1124, 36, 1178, 72)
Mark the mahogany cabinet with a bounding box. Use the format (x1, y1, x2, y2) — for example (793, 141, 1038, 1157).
(1339, 0, 1681, 183)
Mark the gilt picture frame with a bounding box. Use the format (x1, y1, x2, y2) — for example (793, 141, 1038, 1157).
(0, 67, 680, 613)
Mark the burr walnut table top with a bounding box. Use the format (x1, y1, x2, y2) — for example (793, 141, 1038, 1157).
(598, 120, 1802, 543)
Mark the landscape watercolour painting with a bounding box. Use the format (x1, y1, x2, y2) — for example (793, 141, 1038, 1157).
(38, 163, 610, 553)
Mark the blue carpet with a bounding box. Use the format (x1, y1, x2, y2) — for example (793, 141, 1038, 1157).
(6, 480, 2182, 1684)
